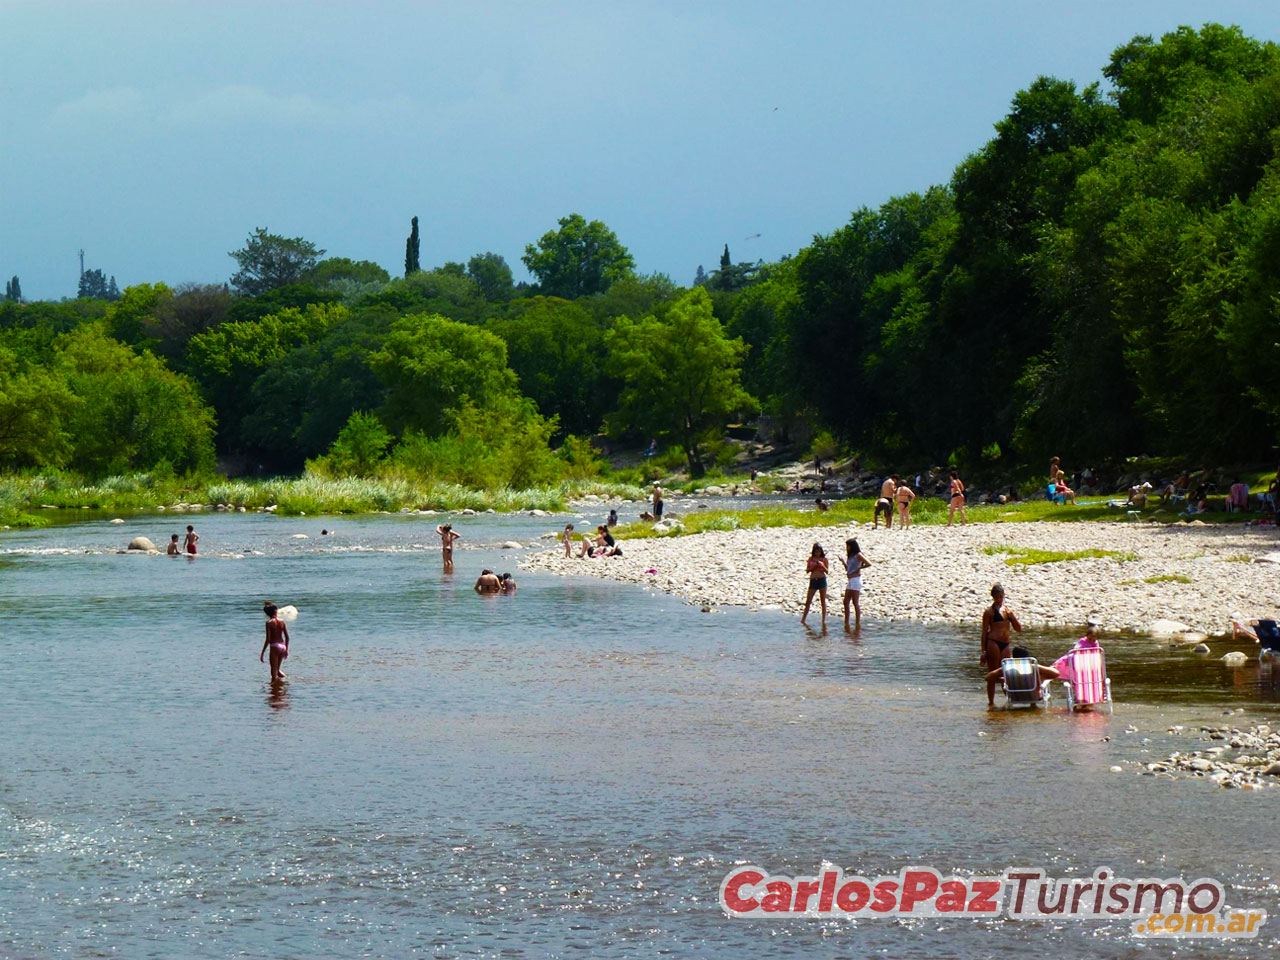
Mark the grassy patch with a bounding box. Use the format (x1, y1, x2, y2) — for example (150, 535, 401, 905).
(1225, 554, 1254, 563)
(1143, 573, 1192, 584)
(981, 545, 1137, 565)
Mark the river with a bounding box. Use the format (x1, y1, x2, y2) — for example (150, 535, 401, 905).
(1, 511, 1276, 958)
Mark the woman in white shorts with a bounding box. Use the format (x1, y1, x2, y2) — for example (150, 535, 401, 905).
(841, 538, 871, 633)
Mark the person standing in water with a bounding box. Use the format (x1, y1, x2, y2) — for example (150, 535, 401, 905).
(840, 538, 870, 632)
(436, 523, 461, 571)
(800, 543, 830, 629)
(652, 482, 664, 521)
(980, 583, 1022, 706)
(946, 471, 967, 526)
(259, 602, 290, 682)
(183, 524, 199, 555)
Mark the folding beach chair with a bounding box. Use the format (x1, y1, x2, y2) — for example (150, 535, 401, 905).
(1000, 657, 1051, 708)
(1058, 641, 1113, 712)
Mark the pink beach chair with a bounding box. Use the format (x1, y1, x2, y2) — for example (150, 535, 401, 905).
(1054, 638, 1113, 711)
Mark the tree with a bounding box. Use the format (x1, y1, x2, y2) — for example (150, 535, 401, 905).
(186, 303, 347, 449)
(604, 287, 755, 476)
(304, 258, 390, 287)
(522, 213, 635, 298)
(0, 347, 77, 467)
(405, 216, 421, 277)
(370, 313, 519, 435)
(467, 252, 515, 301)
(718, 245, 732, 290)
(693, 265, 707, 287)
(229, 228, 325, 296)
(4, 277, 20, 303)
(78, 268, 117, 300)
(57, 324, 216, 474)
(317, 411, 392, 475)
(487, 297, 608, 436)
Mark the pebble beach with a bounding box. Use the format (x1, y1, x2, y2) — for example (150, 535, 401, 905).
(526, 516, 1280, 638)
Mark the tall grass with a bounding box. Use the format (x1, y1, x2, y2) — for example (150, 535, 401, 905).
(0, 469, 649, 522)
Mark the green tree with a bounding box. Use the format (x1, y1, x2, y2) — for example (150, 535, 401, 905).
(304, 258, 390, 287)
(187, 303, 347, 449)
(370, 313, 519, 435)
(522, 213, 635, 298)
(57, 325, 215, 474)
(487, 297, 608, 436)
(604, 287, 755, 476)
(405, 216, 420, 277)
(467, 252, 515, 301)
(4, 276, 21, 303)
(229, 228, 326, 296)
(78, 268, 118, 301)
(0, 347, 77, 467)
(318, 411, 392, 475)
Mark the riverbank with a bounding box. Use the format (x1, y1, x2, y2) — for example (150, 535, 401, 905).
(525, 519, 1280, 636)
(0, 471, 648, 525)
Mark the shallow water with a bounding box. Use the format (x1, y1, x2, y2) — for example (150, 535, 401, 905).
(0, 512, 1276, 958)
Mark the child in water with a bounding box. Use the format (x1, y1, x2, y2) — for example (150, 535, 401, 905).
(183, 524, 199, 555)
(166, 534, 181, 555)
(259, 602, 290, 681)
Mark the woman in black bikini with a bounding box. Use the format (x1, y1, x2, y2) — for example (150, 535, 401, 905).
(800, 543, 829, 629)
(980, 583, 1022, 706)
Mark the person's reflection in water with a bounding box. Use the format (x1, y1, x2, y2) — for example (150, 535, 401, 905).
(266, 678, 290, 711)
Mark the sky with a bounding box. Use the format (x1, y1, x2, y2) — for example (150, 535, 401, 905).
(5, 1, 1280, 301)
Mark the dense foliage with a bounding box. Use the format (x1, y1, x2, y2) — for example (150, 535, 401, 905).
(5, 24, 1280, 490)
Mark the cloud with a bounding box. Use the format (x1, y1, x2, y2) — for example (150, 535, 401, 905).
(44, 84, 416, 136)
(45, 87, 150, 132)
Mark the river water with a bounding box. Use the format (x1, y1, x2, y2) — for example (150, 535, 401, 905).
(0, 511, 1276, 959)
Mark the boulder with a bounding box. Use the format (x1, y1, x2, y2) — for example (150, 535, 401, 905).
(461, 508, 477, 516)
(501, 541, 524, 550)
(1221, 651, 1248, 665)
(1192, 643, 1211, 654)
(126, 536, 158, 552)
(1148, 618, 1190, 636)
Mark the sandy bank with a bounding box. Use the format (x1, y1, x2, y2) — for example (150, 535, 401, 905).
(524, 520, 1280, 636)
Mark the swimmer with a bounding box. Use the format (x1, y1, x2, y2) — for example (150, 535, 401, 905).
(259, 601, 290, 681)
(474, 569, 502, 593)
(166, 534, 181, 556)
(980, 583, 1022, 706)
(436, 523, 461, 571)
(184, 524, 199, 555)
(500, 572, 517, 593)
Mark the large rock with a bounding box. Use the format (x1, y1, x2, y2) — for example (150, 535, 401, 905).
(126, 536, 158, 552)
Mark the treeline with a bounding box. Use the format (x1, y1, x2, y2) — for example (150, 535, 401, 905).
(3, 23, 1278, 487)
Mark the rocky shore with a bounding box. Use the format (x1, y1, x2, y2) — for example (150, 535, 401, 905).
(524, 519, 1280, 637)
(1147, 721, 1280, 789)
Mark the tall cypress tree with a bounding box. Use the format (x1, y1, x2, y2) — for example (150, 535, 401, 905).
(405, 216, 421, 277)
(4, 276, 20, 302)
(718, 244, 733, 291)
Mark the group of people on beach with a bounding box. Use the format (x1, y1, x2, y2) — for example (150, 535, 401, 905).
(871, 471, 969, 528)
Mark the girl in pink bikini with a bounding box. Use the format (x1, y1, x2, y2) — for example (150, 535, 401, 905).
(259, 602, 290, 681)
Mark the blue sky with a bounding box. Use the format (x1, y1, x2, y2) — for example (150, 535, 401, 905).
(4, 1, 1280, 301)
